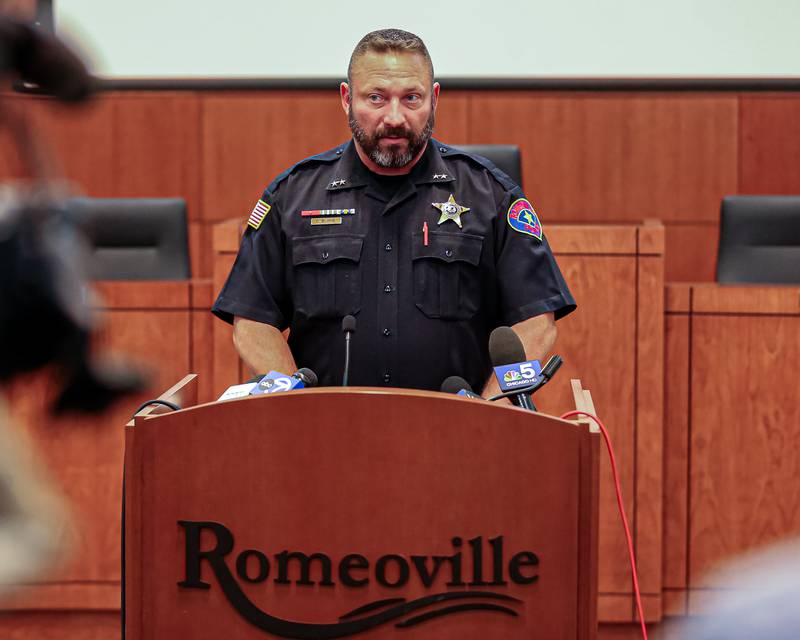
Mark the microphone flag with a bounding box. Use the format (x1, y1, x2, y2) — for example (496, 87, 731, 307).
(493, 360, 543, 393)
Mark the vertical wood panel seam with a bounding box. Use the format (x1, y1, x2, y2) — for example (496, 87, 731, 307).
(736, 93, 742, 195)
(684, 285, 694, 611)
(632, 227, 641, 619)
(197, 92, 205, 223)
(465, 92, 473, 142)
(110, 95, 119, 195)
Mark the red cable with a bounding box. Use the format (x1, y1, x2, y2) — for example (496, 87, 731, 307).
(560, 410, 648, 640)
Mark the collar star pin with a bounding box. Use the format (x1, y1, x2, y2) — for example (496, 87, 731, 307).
(432, 194, 470, 228)
(432, 173, 448, 180)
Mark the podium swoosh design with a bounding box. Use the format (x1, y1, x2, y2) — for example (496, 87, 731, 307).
(214, 561, 521, 639)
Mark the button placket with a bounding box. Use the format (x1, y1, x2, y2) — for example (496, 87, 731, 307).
(376, 208, 398, 389)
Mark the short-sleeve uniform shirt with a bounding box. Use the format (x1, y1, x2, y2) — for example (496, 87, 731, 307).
(212, 139, 576, 391)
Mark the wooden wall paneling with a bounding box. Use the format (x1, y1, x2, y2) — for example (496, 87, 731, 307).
(691, 283, 800, 314)
(662, 588, 687, 617)
(432, 89, 470, 142)
(3, 584, 118, 610)
(663, 285, 692, 614)
(7, 95, 115, 194)
(467, 93, 738, 225)
(201, 91, 350, 223)
(30, 97, 116, 196)
(0, 95, 28, 179)
(190, 280, 215, 404)
(598, 622, 663, 640)
(598, 595, 636, 623)
(111, 92, 201, 216)
(634, 225, 664, 620)
(739, 95, 800, 194)
(0, 611, 120, 640)
(188, 219, 211, 278)
(3, 283, 193, 619)
(211, 219, 245, 395)
(535, 249, 638, 603)
(664, 222, 719, 282)
(689, 312, 800, 586)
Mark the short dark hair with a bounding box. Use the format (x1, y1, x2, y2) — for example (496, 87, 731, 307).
(347, 29, 434, 86)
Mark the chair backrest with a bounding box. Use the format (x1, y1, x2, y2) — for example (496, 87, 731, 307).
(66, 197, 190, 280)
(452, 144, 523, 188)
(716, 195, 800, 284)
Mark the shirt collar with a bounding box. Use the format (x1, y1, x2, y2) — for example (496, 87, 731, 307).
(325, 138, 456, 192)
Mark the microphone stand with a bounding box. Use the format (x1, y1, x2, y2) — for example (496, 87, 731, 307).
(342, 330, 352, 387)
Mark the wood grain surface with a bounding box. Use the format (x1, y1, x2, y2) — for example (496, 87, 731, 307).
(689, 313, 800, 586)
(126, 390, 599, 640)
(663, 315, 690, 592)
(200, 91, 351, 223)
(635, 247, 664, 598)
(0, 612, 120, 640)
(739, 95, 800, 194)
(467, 93, 737, 225)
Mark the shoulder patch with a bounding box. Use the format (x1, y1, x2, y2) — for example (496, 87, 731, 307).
(247, 199, 271, 230)
(507, 198, 542, 241)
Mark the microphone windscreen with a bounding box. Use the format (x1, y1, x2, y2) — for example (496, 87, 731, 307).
(295, 367, 318, 387)
(440, 375, 473, 395)
(341, 314, 357, 333)
(3, 19, 94, 102)
(488, 326, 526, 367)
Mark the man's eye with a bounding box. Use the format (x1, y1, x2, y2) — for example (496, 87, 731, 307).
(368, 94, 383, 103)
(406, 95, 421, 103)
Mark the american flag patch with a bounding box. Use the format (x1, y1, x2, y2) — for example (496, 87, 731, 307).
(247, 199, 271, 229)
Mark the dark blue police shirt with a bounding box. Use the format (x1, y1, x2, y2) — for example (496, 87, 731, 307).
(212, 139, 576, 391)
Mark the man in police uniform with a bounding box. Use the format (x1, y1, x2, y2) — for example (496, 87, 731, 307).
(212, 29, 575, 394)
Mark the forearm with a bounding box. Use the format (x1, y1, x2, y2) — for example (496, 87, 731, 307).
(481, 313, 557, 397)
(233, 317, 297, 377)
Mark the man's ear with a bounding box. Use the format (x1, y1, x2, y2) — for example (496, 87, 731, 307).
(432, 82, 441, 111)
(340, 82, 351, 115)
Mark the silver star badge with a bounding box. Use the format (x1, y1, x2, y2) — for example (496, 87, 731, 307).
(432, 194, 470, 228)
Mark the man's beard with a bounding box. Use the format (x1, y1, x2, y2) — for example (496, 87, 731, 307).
(349, 106, 435, 169)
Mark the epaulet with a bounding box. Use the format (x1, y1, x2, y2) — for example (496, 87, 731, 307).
(437, 142, 519, 192)
(263, 143, 347, 195)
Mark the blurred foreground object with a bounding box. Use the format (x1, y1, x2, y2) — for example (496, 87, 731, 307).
(0, 14, 142, 594)
(0, 15, 144, 413)
(0, 15, 93, 101)
(665, 538, 800, 640)
(0, 398, 67, 592)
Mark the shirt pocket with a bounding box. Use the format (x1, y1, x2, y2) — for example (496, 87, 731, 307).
(411, 231, 484, 320)
(291, 234, 364, 320)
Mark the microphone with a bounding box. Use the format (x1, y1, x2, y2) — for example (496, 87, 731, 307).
(440, 376, 483, 399)
(0, 18, 94, 102)
(293, 367, 318, 387)
(341, 315, 356, 386)
(248, 367, 318, 396)
(488, 326, 537, 411)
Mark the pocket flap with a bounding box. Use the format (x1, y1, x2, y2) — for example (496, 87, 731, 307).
(292, 235, 364, 266)
(411, 231, 483, 265)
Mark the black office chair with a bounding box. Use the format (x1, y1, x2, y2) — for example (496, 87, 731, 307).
(66, 197, 191, 280)
(716, 195, 800, 284)
(452, 144, 523, 189)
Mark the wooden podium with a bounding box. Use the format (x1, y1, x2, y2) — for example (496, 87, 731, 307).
(124, 379, 600, 640)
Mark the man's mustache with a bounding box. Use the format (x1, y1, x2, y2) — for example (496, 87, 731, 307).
(375, 126, 411, 139)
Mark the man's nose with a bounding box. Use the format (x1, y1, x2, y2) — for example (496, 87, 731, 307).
(383, 98, 406, 127)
